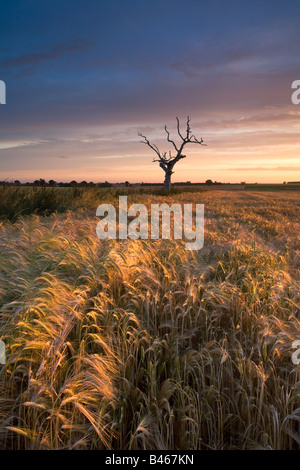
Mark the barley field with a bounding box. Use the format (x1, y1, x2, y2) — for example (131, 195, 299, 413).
(0, 189, 299, 449)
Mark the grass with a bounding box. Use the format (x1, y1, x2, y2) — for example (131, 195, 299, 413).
(0, 186, 203, 222)
(0, 186, 118, 222)
(0, 190, 300, 449)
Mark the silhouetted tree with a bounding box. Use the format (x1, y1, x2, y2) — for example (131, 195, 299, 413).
(33, 178, 46, 186)
(138, 116, 205, 191)
(98, 181, 112, 188)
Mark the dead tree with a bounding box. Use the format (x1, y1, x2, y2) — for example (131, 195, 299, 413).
(138, 116, 205, 191)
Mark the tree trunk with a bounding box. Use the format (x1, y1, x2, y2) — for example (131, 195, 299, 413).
(164, 170, 172, 191)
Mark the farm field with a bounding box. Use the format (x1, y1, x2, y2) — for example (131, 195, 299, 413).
(0, 189, 300, 449)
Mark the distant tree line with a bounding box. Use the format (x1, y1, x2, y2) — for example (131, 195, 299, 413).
(0, 179, 245, 187)
(0, 179, 113, 188)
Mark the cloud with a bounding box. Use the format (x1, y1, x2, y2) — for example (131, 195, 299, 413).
(224, 166, 300, 171)
(170, 49, 255, 77)
(92, 154, 151, 160)
(0, 139, 50, 150)
(0, 40, 90, 67)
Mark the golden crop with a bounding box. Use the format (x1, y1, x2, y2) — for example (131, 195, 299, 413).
(0, 190, 299, 449)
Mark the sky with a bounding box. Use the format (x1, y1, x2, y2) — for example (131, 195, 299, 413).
(0, 0, 300, 184)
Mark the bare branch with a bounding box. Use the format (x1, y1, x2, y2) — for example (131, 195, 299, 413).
(176, 117, 185, 141)
(138, 132, 162, 159)
(189, 135, 207, 145)
(169, 153, 187, 168)
(165, 125, 179, 152)
(186, 115, 191, 140)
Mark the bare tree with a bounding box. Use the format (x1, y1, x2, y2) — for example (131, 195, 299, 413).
(138, 116, 206, 191)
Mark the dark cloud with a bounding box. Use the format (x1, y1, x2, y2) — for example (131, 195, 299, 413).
(170, 48, 255, 77)
(0, 40, 90, 68)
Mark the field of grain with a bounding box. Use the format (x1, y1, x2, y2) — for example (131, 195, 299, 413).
(0, 190, 300, 449)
